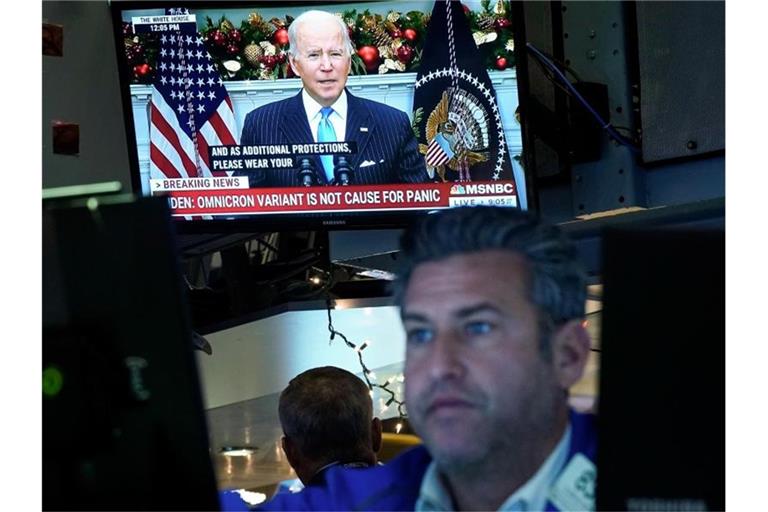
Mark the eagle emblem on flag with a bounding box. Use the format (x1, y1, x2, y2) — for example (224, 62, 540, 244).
(419, 89, 490, 182)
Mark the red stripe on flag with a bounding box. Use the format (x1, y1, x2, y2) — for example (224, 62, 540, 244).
(426, 140, 450, 166)
(150, 142, 183, 179)
(208, 111, 237, 146)
(197, 132, 225, 177)
(196, 132, 211, 169)
(151, 105, 198, 177)
(225, 96, 233, 111)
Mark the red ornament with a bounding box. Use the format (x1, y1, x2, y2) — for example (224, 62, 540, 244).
(462, 3, 471, 16)
(495, 18, 512, 30)
(128, 44, 144, 64)
(495, 56, 508, 70)
(229, 29, 242, 43)
(390, 28, 403, 39)
(226, 43, 240, 56)
(133, 63, 152, 78)
(357, 45, 380, 72)
(276, 52, 287, 64)
(396, 45, 414, 64)
(212, 30, 227, 48)
(273, 27, 290, 46)
(122, 22, 133, 37)
(262, 55, 278, 70)
(403, 28, 418, 42)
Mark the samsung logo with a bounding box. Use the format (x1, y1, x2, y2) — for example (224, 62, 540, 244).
(322, 220, 347, 225)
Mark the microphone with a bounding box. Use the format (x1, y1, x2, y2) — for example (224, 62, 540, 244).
(297, 157, 317, 187)
(333, 155, 354, 186)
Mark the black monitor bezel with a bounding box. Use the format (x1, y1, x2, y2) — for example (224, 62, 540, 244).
(110, 0, 530, 234)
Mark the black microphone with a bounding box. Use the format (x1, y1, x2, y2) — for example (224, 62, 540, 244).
(333, 155, 354, 186)
(297, 157, 317, 187)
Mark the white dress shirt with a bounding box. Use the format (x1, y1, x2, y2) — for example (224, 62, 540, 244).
(415, 425, 572, 511)
(301, 89, 347, 142)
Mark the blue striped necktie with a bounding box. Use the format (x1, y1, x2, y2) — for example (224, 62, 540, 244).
(317, 106, 337, 182)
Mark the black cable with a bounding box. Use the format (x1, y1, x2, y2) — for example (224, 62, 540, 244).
(325, 297, 407, 419)
(526, 42, 641, 152)
(256, 237, 279, 255)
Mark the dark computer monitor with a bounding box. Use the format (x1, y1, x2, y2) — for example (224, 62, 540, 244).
(596, 228, 725, 511)
(43, 193, 220, 510)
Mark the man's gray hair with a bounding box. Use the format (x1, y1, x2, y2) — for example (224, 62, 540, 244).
(287, 10, 355, 57)
(395, 206, 587, 356)
(279, 366, 373, 461)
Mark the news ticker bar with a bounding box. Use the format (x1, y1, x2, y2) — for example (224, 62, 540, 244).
(158, 181, 518, 216)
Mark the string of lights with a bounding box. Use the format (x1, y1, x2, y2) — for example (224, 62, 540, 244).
(325, 297, 407, 419)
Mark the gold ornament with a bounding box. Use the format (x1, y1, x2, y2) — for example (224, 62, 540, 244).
(378, 45, 392, 60)
(494, 0, 507, 16)
(372, 26, 393, 48)
(362, 16, 377, 31)
(386, 11, 401, 23)
(220, 18, 235, 33)
(248, 13, 263, 27)
(478, 13, 496, 30)
(244, 43, 264, 66)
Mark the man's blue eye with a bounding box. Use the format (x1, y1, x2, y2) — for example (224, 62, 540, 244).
(407, 328, 433, 345)
(465, 321, 492, 336)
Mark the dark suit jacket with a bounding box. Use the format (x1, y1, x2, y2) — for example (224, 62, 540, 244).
(236, 90, 429, 187)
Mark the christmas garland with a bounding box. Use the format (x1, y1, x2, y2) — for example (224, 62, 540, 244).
(123, 0, 514, 84)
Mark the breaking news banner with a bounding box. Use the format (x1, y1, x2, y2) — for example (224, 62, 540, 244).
(207, 142, 357, 173)
(149, 175, 250, 192)
(164, 181, 517, 216)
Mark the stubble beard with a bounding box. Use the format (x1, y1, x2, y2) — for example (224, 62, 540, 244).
(427, 374, 565, 482)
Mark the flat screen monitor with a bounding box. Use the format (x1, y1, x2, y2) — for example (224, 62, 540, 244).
(596, 227, 725, 511)
(110, 0, 527, 232)
(43, 193, 220, 510)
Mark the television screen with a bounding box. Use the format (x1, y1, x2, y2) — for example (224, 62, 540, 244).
(112, 0, 527, 230)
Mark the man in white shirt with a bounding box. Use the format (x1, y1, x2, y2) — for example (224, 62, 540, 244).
(236, 10, 428, 187)
(256, 206, 597, 512)
(398, 206, 593, 511)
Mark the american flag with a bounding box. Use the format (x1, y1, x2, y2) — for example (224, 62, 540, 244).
(149, 8, 239, 181)
(425, 134, 453, 167)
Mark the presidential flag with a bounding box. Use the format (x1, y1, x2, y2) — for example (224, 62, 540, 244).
(413, 0, 516, 187)
(148, 8, 239, 181)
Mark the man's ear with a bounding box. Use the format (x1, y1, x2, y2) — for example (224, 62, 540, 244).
(288, 54, 301, 77)
(371, 417, 383, 453)
(281, 435, 299, 469)
(550, 319, 591, 390)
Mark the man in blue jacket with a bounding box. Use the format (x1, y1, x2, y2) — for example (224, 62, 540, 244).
(235, 10, 428, 188)
(256, 206, 596, 511)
